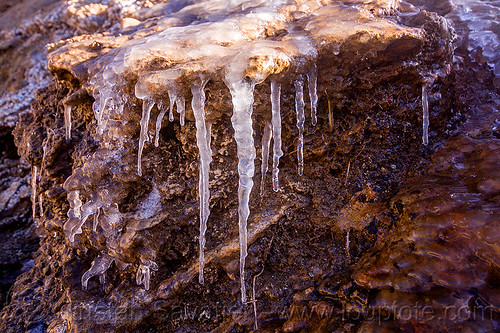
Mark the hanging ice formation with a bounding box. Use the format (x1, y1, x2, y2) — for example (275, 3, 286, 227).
(295, 78, 306, 176)
(307, 65, 318, 126)
(260, 122, 272, 195)
(155, 101, 167, 147)
(227, 78, 256, 304)
(67, 65, 321, 299)
(271, 80, 283, 192)
(422, 83, 429, 146)
(82, 254, 114, 290)
(31, 166, 38, 221)
(64, 105, 72, 141)
(191, 77, 212, 284)
(56, 0, 424, 303)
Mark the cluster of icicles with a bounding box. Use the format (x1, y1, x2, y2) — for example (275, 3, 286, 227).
(55, 67, 434, 302)
(132, 67, 320, 303)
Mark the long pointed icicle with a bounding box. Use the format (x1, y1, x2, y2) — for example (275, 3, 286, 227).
(191, 78, 212, 284)
(260, 122, 272, 195)
(228, 79, 256, 304)
(422, 84, 429, 146)
(64, 105, 72, 142)
(271, 80, 283, 192)
(295, 78, 305, 176)
(307, 65, 318, 126)
(155, 101, 167, 147)
(31, 166, 38, 221)
(138, 99, 154, 176)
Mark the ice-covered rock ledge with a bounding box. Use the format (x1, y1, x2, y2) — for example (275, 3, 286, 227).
(11, 0, 454, 330)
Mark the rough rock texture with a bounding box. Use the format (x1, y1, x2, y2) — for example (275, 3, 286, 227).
(0, 0, 498, 332)
(0, 0, 170, 315)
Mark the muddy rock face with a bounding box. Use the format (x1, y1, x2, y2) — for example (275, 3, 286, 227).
(0, 0, 498, 332)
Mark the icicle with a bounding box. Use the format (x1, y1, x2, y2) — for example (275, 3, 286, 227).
(136, 265, 151, 290)
(191, 78, 212, 284)
(97, 91, 112, 132)
(66, 195, 102, 242)
(168, 90, 177, 122)
(295, 78, 305, 176)
(260, 122, 272, 195)
(136, 259, 158, 290)
(422, 84, 429, 146)
(39, 193, 44, 217)
(82, 254, 114, 290)
(346, 228, 350, 257)
(67, 190, 82, 220)
(228, 79, 256, 304)
(307, 65, 318, 126)
(64, 105, 72, 142)
(31, 166, 38, 221)
(155, 101, 167, 147)
(93, 207, 100, 232)
(271, 80, 283, 192)
(138, 99, 154, 176)
(169, 98, 174, 122)
(177, 96, 186, 126)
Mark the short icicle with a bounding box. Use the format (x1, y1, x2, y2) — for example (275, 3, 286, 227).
(422, 84, 429, 146)
(295, 78, 305, 176)
(260, 122, 272, 195)
(39, 193, 44, 217)
(177, 96, 186, 126)
(271, 80, 283, 192)
(191, 77, 212, 284)
(307, 65, 318, 126)
(64, 105, 72, 142)
(155, 101, 167, 147)
(138, 99, 155, 176)
(168, 98, 174, 122)
(228, 79, 256, 304)
(167, 89, 177, 123)
(31, 166, 38, 221)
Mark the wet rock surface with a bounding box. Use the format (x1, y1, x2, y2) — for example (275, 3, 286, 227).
(0, 0, 498, 332)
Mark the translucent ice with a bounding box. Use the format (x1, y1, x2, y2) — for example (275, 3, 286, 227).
(136, 265, 151, 290)
(64, 105, 72, 142)
(271, 80, 283, 192)
(422, 84, 429, 146)
(176, 95, 186, 127)
(307, 65, 318, 126)
(260, 121, 272, 195)
(191, 77, 212, 284)
(155, 101, 167, 147)
(65, 194, 102, 242)
(82, 254, 114, 290)
(227, 78, 256, 304)
(137, 98, 155, 176)
(294, 78, 305, 176)
(31, 166, 37, 221)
